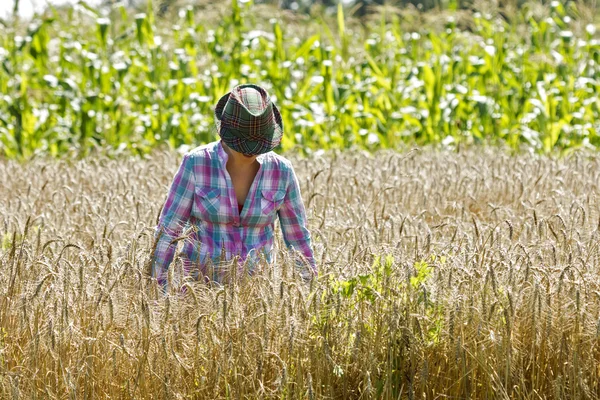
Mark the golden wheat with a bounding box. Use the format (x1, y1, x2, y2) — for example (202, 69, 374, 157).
(1, 146, 600, 398)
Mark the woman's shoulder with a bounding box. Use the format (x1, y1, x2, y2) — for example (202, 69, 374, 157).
(259, 151, 295, 173)
(188, 141, 219, 155)
(181, 141, 220, 163)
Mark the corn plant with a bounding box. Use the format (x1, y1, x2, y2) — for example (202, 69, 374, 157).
(0, 0, 599, 159)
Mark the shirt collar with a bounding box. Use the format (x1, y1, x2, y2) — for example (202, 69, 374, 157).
(217, 140, 265, 165)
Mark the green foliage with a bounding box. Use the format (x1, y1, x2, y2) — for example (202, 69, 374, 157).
(0, 0, 599, 159)
(332, 254, 394, 303)
(410, 259, 433, 289)
(1, 233, 12, 251)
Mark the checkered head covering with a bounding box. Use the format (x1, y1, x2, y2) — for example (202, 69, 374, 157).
(214, 84, 284, 155)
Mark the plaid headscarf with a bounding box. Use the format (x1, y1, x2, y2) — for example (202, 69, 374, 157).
(214, 84, 284, 155)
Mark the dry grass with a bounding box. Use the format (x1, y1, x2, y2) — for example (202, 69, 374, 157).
(1, 146, 600, 399)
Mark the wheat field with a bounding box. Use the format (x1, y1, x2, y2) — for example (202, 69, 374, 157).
(1, 146, 600, 399)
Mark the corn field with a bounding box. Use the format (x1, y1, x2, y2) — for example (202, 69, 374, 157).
(1, 0, 600, 159)
(1, 146, 600, 398)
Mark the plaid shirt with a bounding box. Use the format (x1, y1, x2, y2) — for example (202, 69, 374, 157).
(151, 140, 316, 287)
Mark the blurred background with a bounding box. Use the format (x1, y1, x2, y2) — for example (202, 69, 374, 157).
(5, 0, 600, 19)
(1, 0, 600, 159)
(1, 0, 102, 19)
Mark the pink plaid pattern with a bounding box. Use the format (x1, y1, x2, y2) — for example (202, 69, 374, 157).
(150, 140, 316, 289)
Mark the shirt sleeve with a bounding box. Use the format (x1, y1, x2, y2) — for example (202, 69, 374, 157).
(151, 153, 195, 288)
(277, 163, 317, 279)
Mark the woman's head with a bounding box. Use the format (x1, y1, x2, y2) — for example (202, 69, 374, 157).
(214, 84, 283, 156)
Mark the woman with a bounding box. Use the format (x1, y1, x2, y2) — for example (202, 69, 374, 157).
(150, 84, 316, 290)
